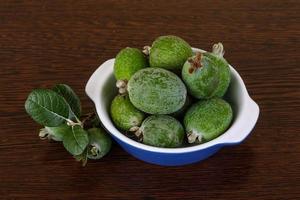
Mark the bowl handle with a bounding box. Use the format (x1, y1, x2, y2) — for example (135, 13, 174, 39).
(222, 97, 260, 145)
(85, 59, 114, 102)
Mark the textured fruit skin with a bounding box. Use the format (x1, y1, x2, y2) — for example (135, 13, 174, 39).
(149, 35, 193, 71)
(87, 128, 112, 160)
(114, 47, 148, 81)
(110, 94, 145, 131)
(182, 52, 231, 99)
(141, 115, 184, 148)
(171, 95, 193, 118)
(184, 98, 233, 143)
(128, 68, 187, 114)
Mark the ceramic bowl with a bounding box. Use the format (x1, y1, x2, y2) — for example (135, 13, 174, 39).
(85, 48, 260, 166)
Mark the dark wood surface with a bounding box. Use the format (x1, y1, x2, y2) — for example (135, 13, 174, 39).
(1, 0, 299, 199)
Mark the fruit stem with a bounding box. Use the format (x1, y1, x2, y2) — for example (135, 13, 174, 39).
(116, 80, 128, 94)
(187, 131, 202, 143)
(81, 112, 95, 127)
(129, 126, 139, 132)
(212, 42, 225, 57)
(135, 129, 143, 141)
(39, 128, 50, 140)
(129, 126, 143, 141)
(188, 52, 202, 73)
(66, 119, 83, 127)
(142, 46, 151, 55)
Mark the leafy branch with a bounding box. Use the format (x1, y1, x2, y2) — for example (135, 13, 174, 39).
(25, 84, 112, 166)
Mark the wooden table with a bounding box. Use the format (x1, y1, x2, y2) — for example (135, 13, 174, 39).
(1, 0, 299, 199)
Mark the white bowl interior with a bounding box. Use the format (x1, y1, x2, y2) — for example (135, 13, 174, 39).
(87, 48, 259, 153)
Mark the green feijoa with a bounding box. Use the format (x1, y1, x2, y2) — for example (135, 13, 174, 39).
(114, 47, 148, 81)
(39, 124, 70, 141)
(184, 98, 233, 143)
(139, 115, 184, 148)
(110, 94, 145, 131)
(87, 128, 112, 160)
(127, 68, 187, 114)
(182, 43, 231, 99)
(147, 35, 193, 72)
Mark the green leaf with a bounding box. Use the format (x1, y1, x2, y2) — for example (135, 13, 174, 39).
(25, 89, 70, 127)
(39, 124, 70, 141)
(53, 84, 81, 118)
(63, 125, 89, 156)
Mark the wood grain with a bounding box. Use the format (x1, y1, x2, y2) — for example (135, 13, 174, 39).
(0, 0, 299, 199)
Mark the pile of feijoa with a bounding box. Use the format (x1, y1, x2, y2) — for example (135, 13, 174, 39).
(110, 35, 233, 148)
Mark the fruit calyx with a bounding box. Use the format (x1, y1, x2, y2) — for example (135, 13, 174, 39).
(188, 52, 202, 74)
(187, 130, 202, 143)
(39, 128, 51, 140)
(90, 143, 101, 156)
(212, 42, 225, 57)
(142, 46, 151, 56)
(116, 80, 128, 94)
(129, 126, 143, 141)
